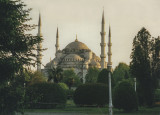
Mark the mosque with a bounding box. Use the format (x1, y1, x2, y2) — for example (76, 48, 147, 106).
(36, 11, 112, 83)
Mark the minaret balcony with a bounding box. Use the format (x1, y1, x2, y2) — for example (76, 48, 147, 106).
(108, 43, 112, 46)
(100, 54, 106, 58)
(100, 43, 106, 46)
(100, 32, 106, 35)
(55, 44, 59, 47)
(108, 52, 112, 55)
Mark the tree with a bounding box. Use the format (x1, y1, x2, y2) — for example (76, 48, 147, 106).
(25, 71, 46, 86)
(130, 27, 154, 106)
(47, 67, 63, 83)
(113, 80, 138, 112)
(113, 62, 130, 83)
(151, 36, 160, 88)
(85, 67, 100, 83)
(97, 69, 109, 84)
(62, 69, 81, 88)
(97, 69, 115, 87)
(124, 71, 129, 79)
(0, 0, 41, 114)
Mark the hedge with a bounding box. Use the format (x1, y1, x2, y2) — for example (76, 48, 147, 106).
(113, 80, 138, 112)
(73, 83, 108, 107)
(25, 82, 67, 109)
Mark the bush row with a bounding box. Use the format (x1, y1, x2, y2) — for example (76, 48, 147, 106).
(25, 82, 67, 109)
(74, 81, 138, 112)
(73, 83, 108, 107)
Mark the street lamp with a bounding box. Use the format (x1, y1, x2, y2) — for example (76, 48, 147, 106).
(134, 78, 136, 92)
(108, 65, 113, 115)
(108, 25, 113, 115)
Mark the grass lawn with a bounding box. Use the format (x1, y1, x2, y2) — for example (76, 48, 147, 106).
(25, 100, 160, 115)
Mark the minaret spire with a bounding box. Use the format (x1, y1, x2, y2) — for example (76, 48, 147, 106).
(55, 27, 59, 56)
(102, 9, 105, 26)
(100, 9, 106, 69)
(75, 34, 78, 42)
(37, 13, 42, 72)
(107, 25, 112, 70)
(38, 13, 42, 36)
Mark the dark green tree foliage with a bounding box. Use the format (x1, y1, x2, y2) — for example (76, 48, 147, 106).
(47, 67, 63, 83)
(124, 71, 129, 79)
(85, 67, 100, 83)
(151, 37, 160, 88)
(97, 69, 109, 84)
(62, 69, 81, 88)
(0, 86, 25, 115)
(113, 62, 130, 83)
(154, 89, 160, 102)
(24, 71, 46, 86)
(0, 0, 40, 71)
(26, 82, 67, 109)
(130, 27, 154, 106)
(113, 80, 138, 112)
(97, 69, 114, 86)
(0, 0, 41, 114)
(73, 83, 108, 106)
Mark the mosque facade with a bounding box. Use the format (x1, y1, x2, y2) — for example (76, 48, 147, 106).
(37, 11, 112, 83)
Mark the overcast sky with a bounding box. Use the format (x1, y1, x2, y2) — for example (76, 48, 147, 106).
(24, 0, 160, 69)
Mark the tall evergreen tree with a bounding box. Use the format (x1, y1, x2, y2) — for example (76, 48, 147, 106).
(151, 36, 160, 88)
(0, 0, 42, 114)
(130, 27, 154, 106)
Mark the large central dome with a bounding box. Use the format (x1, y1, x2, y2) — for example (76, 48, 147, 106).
(65, 39, 89, 50)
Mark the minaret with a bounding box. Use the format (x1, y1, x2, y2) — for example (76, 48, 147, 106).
(107, 25, 112, 70)
(100, 10, 106, 69)
(37, 13, 42, 72)
(55, 27, 59, 56)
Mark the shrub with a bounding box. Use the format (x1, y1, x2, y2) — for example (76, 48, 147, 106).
(113, 80, 138, 112)
(26, 82, 67, 109)
(73, 83, 108, 106)
(154, 89, 160, 102)
(58, 83, 69, 91)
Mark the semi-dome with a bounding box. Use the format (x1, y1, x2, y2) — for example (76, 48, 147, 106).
(65, 39, 89, 50)
(90, 59, 100, 66)
(64, 54, 83, 61)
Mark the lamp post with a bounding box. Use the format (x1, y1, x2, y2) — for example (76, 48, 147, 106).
(108, 25, 113, 115)
(108, 65, 113, 115)
(134, 78, 136, 92)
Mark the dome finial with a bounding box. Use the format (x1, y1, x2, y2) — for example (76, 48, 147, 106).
(75, 34, 78, 42)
